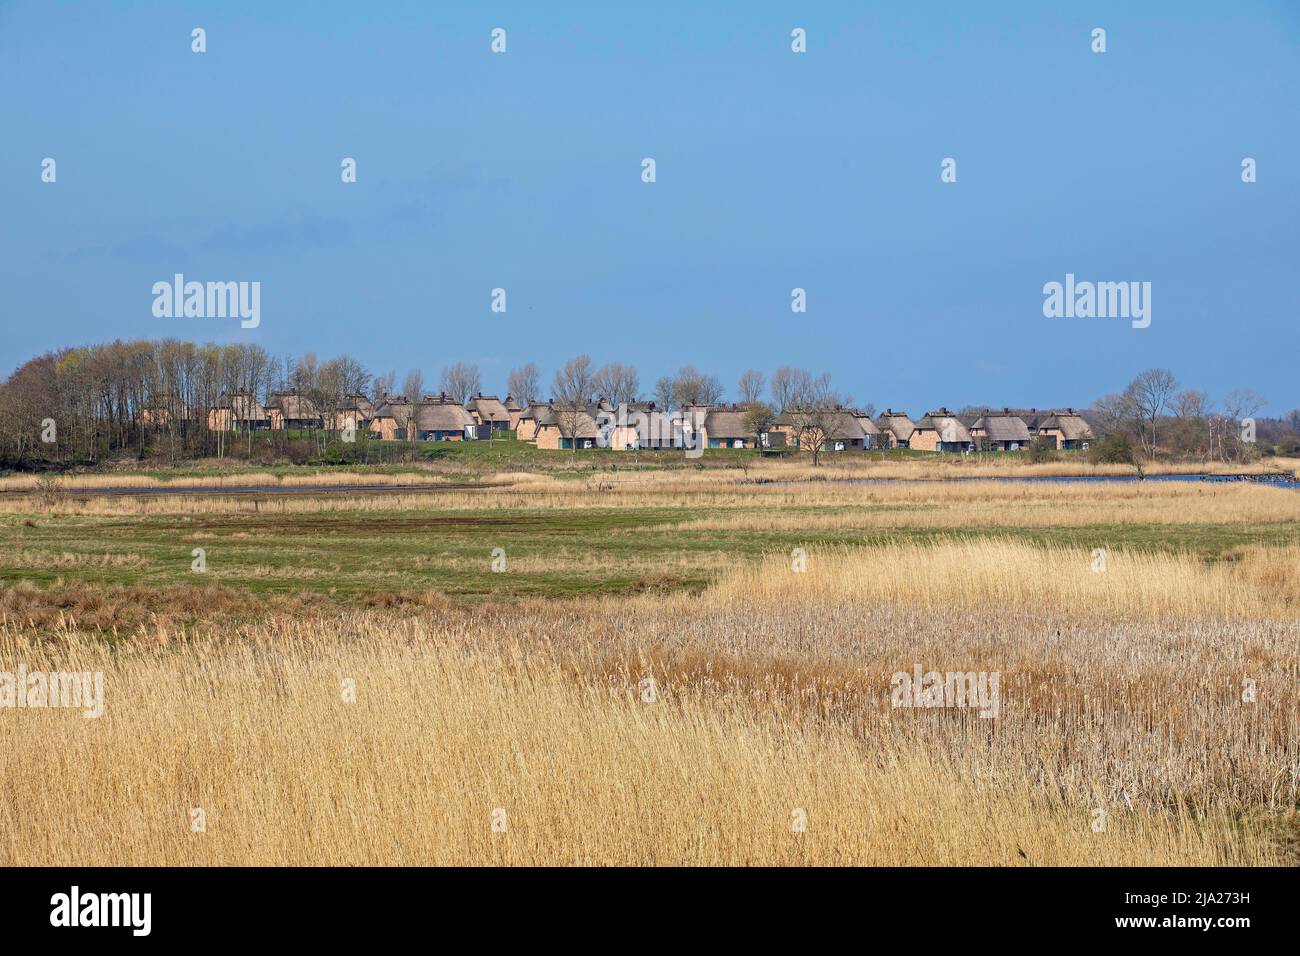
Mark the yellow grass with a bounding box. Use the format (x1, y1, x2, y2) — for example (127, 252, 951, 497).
(0, 469, 504, 492)
(711, 538, 1300, 621)
(0, 618, 1288, 866)
(1, 455, 1292, 496)
(4, 471, 1298, 528)
(2, 472, 1296, 866)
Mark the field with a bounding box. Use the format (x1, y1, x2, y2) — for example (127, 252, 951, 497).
(1, 457, 1297, 865)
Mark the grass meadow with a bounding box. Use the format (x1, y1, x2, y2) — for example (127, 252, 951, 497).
(0, 459, 1297, 865)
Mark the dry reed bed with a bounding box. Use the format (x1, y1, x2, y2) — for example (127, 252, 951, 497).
(1, 456, 1292, 495)
(710, 539, 1300, 621)
(0, 469, 536, 492)
(0, 619, 1288, 866)
(1, 538, 1296, 865)
(4, 474, 1298, 527)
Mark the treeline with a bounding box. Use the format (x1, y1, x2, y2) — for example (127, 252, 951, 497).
(1, 341, 1296, 469)
(1084, 368, 1300, 463)
(0, 339, 370, 468)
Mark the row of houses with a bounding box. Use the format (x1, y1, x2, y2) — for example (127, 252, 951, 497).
(144, 390, 1094, 452)
(513, 401, 1094, 452)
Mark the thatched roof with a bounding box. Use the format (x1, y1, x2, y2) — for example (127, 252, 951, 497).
(824, 411, 871, 441)
(267, 393, 321, 421)
(217, 392, 269, 421)
(915, 409, 972, 443)
(340, 394, 375, 417)
(371, 395, 410, 420)
(853, 411, 881, 436)
(415, 398, 475, 432)
(504, 395, 523, 412)
(466, 393, 511, 423)
(1019, 408, 1047, 430)
(517, 401, 551, 422)
(1038, 410, 1094, 441)
(537, 406, 599, 438)
(876, 410, 915, 441)
(704, 405, 750, 440)
(972, 413, 1031, 442)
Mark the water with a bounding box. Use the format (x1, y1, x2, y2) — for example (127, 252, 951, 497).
(755, 473, 1300, 489)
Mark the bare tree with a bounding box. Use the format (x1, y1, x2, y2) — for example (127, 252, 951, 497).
(1124, 368, 1178, 458)
(738, 369, 766, 405)
(372, 369, 396, 402)
(652, 375, 676, 410)
(1169, 388, 1210, 458)
(773, 368, 842, 466)
(439, 362, 481, 405)
(507, 363, 540, 404)
(656, 366, 722, 409)
(402, 369, 424, 443)
(742, 400, 776, 449)
(1219, 389, 1266, 463)
(552, 355, 595, 453)
(770, 366, 800, 414)
(593, 362, 640, 406)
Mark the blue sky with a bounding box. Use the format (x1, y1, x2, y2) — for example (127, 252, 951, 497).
(2, 1, 1297, 412)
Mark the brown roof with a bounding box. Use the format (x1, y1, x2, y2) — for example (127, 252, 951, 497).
(517, 401, 556, 424)
(1038, 410, 1094, 441)
(1018, 408, 1046, 430)
(703, 405, 750, 440)
(852, 411, 881, 436)
(218, 392, 269, 421)
(340, 394, 375, 417)
(371, 395, 410, 420)
(415, 398, 475, 432)
(536, 407, 600, 438)
(971, 414, 1031, 442)
(824, 411, 870, 441)
(466, 393, 510, 423)
(914, 409, 972, 443)
(875, 410, 915, 441)
(267, 393, 321, 421)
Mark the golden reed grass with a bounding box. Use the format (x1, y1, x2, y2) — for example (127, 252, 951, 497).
(4, 472, 1298, 528)
(710, 538, 1300, 621)
(0, 619, 1287, 867)
(1, 536, 1296, 866)
(0, 454, 1293, 494)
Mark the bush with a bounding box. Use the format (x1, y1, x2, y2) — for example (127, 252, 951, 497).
(285, 439, 315, 465)
(1026, 437, 1056, 463)
(1089, 434, 1136, 465)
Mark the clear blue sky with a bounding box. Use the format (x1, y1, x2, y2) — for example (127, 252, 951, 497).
(2, 1, 1297, 413)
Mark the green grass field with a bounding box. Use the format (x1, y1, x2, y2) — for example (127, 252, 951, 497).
(4, 504, 1295, 607)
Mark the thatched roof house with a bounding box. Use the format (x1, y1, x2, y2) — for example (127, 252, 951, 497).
(534, 405, 600, 450)
(266, 392, 323, 430)
(911, 408, 973, 452)
(503, 395, 525, 430)
(416, 395, 475, 440)
(875, 409, 915, 448)
(515, 400, 553, 442)
(465, 393, 511, 429)
(970, 410, 1032, 450)
(1036, 409, 1094, 450)
(208, 392, 270, 431)
(853, 410, 882, 445)
(367, 395, 413, 440)
(703, 405, 752, 448)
